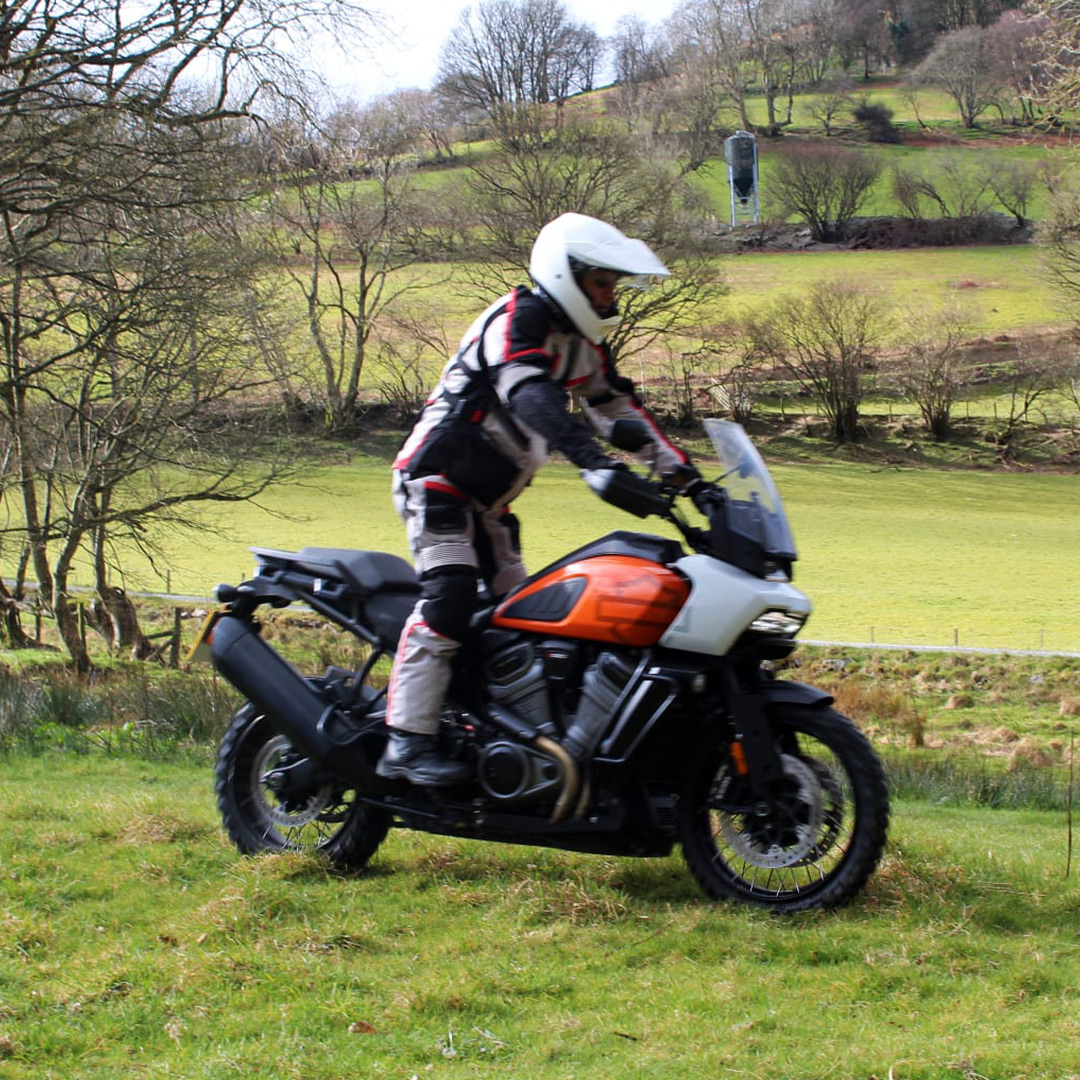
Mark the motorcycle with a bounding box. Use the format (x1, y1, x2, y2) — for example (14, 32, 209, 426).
(194, 419, 889, 912)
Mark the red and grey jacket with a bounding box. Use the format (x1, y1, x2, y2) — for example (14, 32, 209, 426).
(393, 286, 690, 507)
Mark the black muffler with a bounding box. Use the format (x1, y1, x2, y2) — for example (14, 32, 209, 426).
(209, 613, 381, 786)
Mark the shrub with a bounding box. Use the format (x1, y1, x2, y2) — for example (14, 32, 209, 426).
(853, 102, 902, 143)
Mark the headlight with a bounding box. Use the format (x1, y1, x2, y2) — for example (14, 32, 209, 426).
(749, 610, 807, 636)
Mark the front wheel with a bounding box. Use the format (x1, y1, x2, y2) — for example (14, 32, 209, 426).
(215, 705, 391, 869)
(678, 704, 889, 912)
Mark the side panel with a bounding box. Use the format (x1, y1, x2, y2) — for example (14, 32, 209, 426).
(659, 555, 812, 655)
(492, 556, 691, 647)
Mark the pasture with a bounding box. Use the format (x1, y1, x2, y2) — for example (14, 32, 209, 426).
(713, 245, 1061, 337)
(104, 454, 1080, 655)
(1, 753, 1078, 1080)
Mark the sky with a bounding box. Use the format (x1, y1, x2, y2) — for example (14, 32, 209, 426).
(317, 0, 685, 103)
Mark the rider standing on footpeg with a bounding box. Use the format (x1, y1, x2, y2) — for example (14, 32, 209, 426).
(376, 212, 699, 786)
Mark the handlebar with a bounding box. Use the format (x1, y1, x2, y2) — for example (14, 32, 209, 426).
(581, 466, 722, 554)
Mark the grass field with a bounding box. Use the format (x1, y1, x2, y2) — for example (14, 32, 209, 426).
(85, 452, 1080, 655)
(1, 752, 1078, 1080)
(713, 245, 1061, 337)
(694, 139, 1066, 225)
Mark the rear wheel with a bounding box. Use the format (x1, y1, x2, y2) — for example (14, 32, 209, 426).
(679, 704, 889, 911)
(215, 706, 390, 869)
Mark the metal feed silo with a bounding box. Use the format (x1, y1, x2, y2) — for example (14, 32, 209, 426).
(724, 131, 759, 226)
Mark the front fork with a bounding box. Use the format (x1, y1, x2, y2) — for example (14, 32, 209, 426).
(727, 688, 785, 799)
(721, 664, 835, 800)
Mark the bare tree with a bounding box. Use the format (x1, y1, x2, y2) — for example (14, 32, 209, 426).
(986, 9, 1052, 123)
(405, 89, 463, 162)
(708, 328, 765, 425)
(0, 0, 371, 669)
(371, 313, 451, 422)
(808, 76, 855, 135)
(990, 339, 1065, 457)
(263, 97, 439, 431)
(914, 25, 1003, 127)
(738, 0, 796, 132)
(1, 139, 289, 669)
(459, 114, 726, 365)
(769, 143, 882, 242)
(743, 279, 888, 442)
(792, 0, 844, 86)
(437, 0, 602, 133)
(892, 153, 994, 225)
(982, 156, 1047, 227)
(667, 0, 755, 132)
(894, 298, 976, 440)
(608, 15, 672, 133)
(836, 0, 894, 78)
(1027, 1, 1080, 118)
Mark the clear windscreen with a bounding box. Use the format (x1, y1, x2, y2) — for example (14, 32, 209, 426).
(703, 418, 797, 563)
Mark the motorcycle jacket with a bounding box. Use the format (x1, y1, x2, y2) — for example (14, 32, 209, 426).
(393, 286, 690, 507)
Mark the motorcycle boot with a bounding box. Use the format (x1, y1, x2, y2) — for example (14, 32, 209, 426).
(376, 729, 470, 786)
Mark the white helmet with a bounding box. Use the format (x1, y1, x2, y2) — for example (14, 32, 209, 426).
(529, 213, 670, 344)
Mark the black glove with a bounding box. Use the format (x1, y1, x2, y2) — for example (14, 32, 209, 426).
(663, 462, 702, 493)
(689, 480, 720, 514)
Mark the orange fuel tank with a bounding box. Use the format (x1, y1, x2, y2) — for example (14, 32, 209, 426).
(491, 555, 690, 647)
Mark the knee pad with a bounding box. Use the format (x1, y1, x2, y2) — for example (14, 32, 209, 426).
(420, 566, 477, 642)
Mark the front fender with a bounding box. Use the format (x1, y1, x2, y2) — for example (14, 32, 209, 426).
(760, 679, 834, 709)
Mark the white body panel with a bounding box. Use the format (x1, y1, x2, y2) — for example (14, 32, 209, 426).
(659, 554, 812, 655)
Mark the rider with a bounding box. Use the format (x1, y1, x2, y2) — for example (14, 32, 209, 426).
(377, 212, 698, 785)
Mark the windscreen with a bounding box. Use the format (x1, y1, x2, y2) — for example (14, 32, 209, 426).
(703, 418, 797, 563)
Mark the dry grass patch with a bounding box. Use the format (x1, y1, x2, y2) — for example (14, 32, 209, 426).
(1007, 737, 1057, 771)
(830, 678, 927, 747)
(119, 809, 211, 845)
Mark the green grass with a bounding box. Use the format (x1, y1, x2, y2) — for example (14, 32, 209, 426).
(777, 462, 1080, 652)
(713, 244, 1061, 336)
(45, 453, 1079, 656)
(733, 78, 959, 132)
(1, 751, 1078, 1080)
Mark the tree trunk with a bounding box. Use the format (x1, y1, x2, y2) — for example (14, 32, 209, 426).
(95, 585, 156, 659)
(53, 590, 91, 674)
(0, 577, 32, 648)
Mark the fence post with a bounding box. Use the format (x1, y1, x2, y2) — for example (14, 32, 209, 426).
(170, 608, 181, 669)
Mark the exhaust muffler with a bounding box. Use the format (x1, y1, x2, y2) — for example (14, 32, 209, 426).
(209, 614, 380, 785)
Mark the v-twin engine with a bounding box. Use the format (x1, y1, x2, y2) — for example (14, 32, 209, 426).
(478, 637, 635, 806)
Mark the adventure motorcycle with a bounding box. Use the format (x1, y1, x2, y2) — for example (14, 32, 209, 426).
(195, 419, 889, 912)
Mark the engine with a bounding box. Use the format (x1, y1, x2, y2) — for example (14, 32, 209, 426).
(477, 740, 563, 801)
(479, 634, 637, 805)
